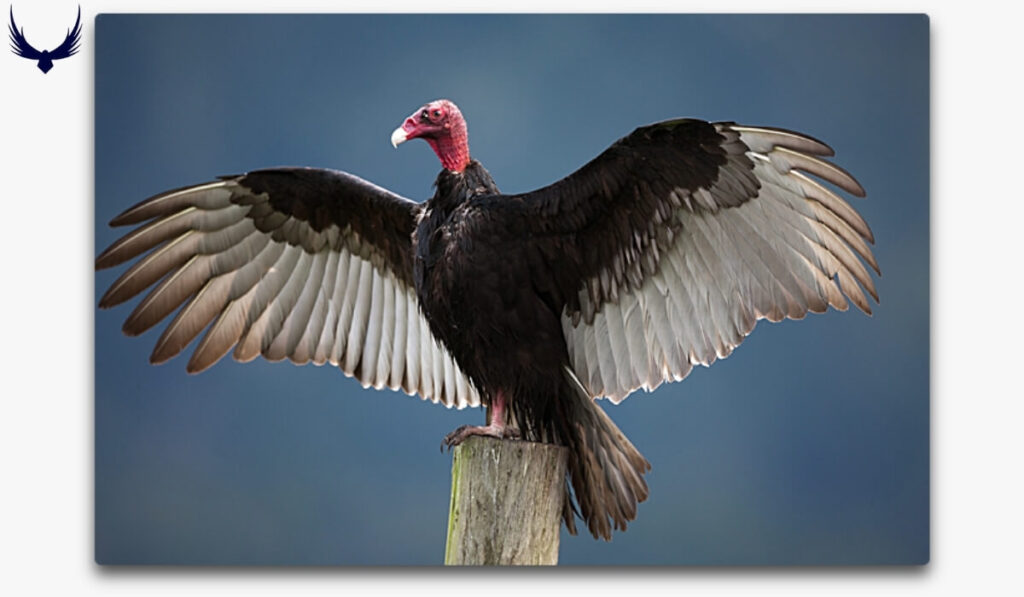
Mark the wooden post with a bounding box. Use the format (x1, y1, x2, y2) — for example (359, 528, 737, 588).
(444, 436, 568, 565)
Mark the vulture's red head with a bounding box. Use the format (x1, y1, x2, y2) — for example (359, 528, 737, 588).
(391, 99, 470, 173)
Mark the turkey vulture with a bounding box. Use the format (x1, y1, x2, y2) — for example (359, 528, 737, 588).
(8, 6, 81, 74)
(95, 99, 877, 541)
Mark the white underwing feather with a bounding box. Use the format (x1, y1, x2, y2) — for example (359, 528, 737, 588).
(563, 123, 876, 402)
(168, 243, 286, 368)
(375, 276, 395, 388)
(342, 259, 374, 375)
(278, 250, 330, 363)
(234, 244, 303, 361)
(431, 328, 445, 402)
(359, 269, 385, 387)
(403, 296, 421, 395)
(108, 182, 233, 227)
(100, 231, 200, 307)
(258, 249, 315, 361)
(388, 283, 408, 390)
(442, 349, 456, 406)
(305, 250, 341, 360)
(330, 252, 362, 365)
(419, 313, 435, 402)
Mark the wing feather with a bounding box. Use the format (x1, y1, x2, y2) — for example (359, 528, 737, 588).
(375, 275, 396, 388)
(97, 169, 481, 408)
(329, 252, 363, 366)
(418, 312, 435, 400)
(508, 120, 877, 402)
(257, 249, 315, 361)
(234, 244, 304, 361)
(431, 327, 446, 401)
(359, 267, 385, 386)
(341, 259, 374, 374)
(298, 248, 339, 365)
(404, 294, 423, 395)
(270, 249, 329, 361)
(389, 280, 409, 389)
(188, 239, 287, 371)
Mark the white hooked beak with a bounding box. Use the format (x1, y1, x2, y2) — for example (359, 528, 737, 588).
(390, 127, 408, 148)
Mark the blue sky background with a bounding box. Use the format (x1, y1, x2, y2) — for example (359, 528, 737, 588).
(94, 13, 929, 566)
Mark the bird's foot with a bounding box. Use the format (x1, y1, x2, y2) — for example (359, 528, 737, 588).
(441, 424, 521, 452)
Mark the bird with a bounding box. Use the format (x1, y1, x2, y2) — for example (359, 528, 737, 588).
(8, 6, 81, 74)
(95, 99, 878, 541)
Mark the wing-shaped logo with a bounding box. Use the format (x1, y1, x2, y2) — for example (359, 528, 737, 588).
(9, 5, 81, 73)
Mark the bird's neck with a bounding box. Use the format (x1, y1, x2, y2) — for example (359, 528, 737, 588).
(427, 122, 471, 173)
(432, 161, 500, 209)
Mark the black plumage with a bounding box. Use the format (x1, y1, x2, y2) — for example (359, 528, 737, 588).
(96, 99, 878, 540)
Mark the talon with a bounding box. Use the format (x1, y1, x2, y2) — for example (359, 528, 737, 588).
(441, 425, 471, 451)
(440, 422, 517, 450)
(441, 389, 518, 452)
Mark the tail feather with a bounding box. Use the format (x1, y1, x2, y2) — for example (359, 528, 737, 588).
(561, 367, 651, 540)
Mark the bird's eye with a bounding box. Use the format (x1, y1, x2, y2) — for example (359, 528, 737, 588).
(433, 109, 442, 118)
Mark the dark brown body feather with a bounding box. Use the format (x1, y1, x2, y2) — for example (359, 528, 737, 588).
(415, 157, 659, 539)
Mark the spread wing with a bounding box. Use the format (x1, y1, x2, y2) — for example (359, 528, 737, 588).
(96, 167, 482, 409)
(499, 119, 878, 402)
(8, 7, 42, 59)
(50, 6, 81, 59)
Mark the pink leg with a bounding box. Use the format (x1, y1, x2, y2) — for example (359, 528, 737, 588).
(441, 390, 521, 450)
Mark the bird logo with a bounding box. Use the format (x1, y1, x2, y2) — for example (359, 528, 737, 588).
(8, 5, 81, 73)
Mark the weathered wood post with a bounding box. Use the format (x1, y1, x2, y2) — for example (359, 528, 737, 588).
(444, 436, 568, 565)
